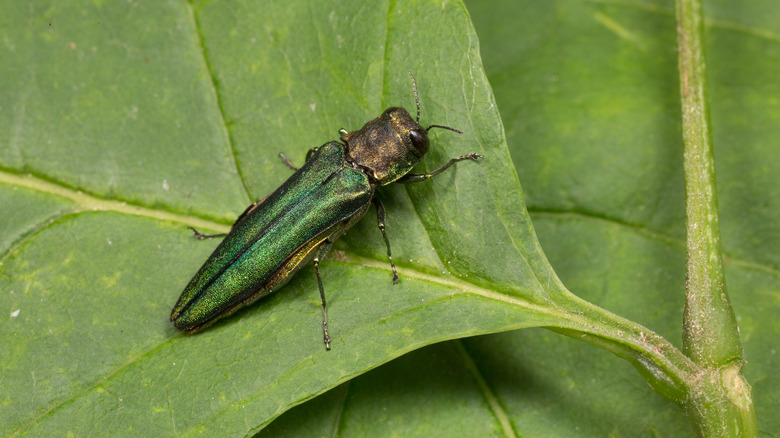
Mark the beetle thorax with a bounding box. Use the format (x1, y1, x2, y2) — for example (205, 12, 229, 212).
(342, 107, 427, 185)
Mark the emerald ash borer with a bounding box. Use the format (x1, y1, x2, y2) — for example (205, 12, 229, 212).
(170, 72, 482, 350)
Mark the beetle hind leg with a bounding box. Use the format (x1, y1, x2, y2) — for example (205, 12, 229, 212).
(187, 226, 228, 240)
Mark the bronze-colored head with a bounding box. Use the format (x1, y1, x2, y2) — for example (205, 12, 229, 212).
(341, 72, 462, 185)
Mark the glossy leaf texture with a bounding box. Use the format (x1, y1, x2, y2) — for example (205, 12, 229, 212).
(2, 0, 567, 436)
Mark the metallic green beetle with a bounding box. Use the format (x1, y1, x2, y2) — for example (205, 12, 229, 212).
(170, 72, 482, 349)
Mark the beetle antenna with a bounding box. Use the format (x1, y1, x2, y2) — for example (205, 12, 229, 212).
(407, 70, 421, 123)
(408, 71, 462, 134)
(426, 124, 463, 135)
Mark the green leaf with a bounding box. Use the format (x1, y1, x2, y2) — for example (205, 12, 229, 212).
(259, 0, 780, 436)
(3, 0, 774, 436)
(1, 0, 580, 436)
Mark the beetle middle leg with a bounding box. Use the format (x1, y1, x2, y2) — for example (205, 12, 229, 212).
(312, 240, 335, 350)
(372, 198, 399, 284)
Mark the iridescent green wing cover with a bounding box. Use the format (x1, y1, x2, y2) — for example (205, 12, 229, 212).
(171, 141, 374, 331)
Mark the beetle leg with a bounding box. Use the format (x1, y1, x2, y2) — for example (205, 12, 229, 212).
(187, 226, 228, 240)
(188, 193, 273, 239)
(232, 198, 268, 226)
(278, 152, 298, 171)
(305, 147, 319, 162)
(313, 240, 335, 350)
(372, 198, 399, 284)
(281, 148, 320, 170)
(396, 153, 483, 183)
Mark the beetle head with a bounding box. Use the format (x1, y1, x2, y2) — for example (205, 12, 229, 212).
(342, 72, 462, 185)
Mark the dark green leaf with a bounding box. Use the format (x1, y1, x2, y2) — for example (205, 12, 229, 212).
(1, 0, 565, 436)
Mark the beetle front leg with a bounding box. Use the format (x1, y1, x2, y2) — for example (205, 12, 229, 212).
(373, 198, 399, 284)
(396, 153, 483, 183)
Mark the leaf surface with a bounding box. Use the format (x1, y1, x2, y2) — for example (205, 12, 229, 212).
(260, 0, 780, 435)
(1, 0, 564, 436)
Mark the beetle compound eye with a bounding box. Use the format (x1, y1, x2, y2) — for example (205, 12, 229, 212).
(408, 129, 429, 156)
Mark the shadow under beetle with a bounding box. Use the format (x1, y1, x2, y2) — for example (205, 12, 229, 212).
(170, 72, 482, 350)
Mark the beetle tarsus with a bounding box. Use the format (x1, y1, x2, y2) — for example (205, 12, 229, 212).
(279, 153, 299, 171)
(323, 324, 331, 351)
